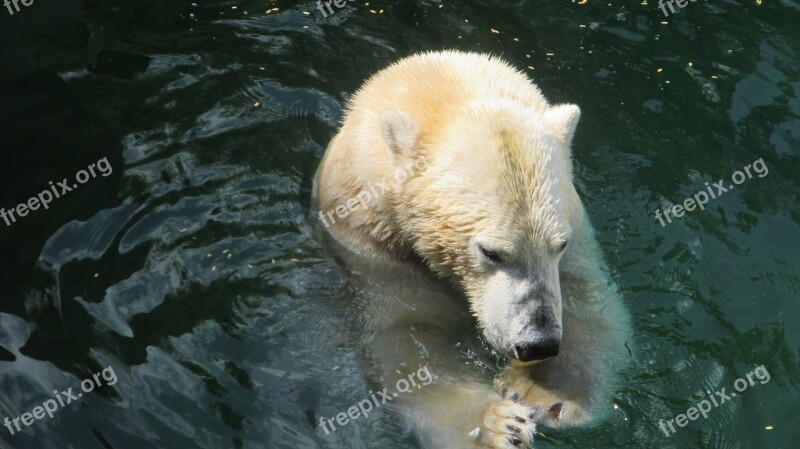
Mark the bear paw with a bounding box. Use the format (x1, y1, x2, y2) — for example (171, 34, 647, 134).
(499, 369, 589, 428)
(471, 400, 538, 448)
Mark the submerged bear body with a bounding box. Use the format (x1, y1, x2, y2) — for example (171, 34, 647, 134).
(313, 51, 632, 449)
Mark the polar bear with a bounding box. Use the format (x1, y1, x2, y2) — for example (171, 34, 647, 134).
(312, 51, 632, 449)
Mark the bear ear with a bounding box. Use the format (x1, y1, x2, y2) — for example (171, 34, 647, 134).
(379, 108, 419, 158)
(544, 104, 581, 147)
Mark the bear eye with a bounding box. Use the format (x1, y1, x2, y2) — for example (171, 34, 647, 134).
(478, 245, 504, 264)
(556, 240, 568, 253)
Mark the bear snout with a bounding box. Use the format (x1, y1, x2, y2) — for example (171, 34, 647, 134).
(514, 338, 560, 362)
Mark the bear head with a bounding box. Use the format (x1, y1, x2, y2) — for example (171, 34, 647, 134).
(379, 99, 584, 364)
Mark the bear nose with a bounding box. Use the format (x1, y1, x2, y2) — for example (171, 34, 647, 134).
(514, 339, 560, 362)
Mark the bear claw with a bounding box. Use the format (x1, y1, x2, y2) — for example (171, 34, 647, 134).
(479, 400, 537, 448)
(548, 403, 563, 419)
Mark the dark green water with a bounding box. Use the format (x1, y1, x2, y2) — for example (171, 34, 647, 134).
(0, 1, 798, 448)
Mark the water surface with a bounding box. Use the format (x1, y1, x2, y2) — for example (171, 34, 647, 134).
(0, 1, 799, 448)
